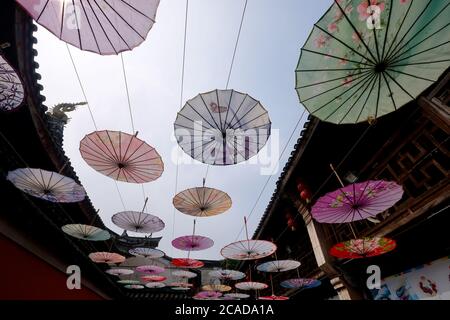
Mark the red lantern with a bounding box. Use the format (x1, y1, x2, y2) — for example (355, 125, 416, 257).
(300, 189, 311, 203)
(296, 182, 306, 193)
(287, 217, 296, 231)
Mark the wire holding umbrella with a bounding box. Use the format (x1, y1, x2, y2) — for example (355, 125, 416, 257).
(16, 0, 161, 55)
(80, 130, 164, 183)
(0, 53, 24, 111)
(296, 0, 450, 124)
(174, 89, 271, 165)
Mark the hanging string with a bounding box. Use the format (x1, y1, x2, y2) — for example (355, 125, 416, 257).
(120, 53, 135, 134)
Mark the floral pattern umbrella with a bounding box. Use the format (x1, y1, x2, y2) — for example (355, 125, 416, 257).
(80, 130, 164, 183)
(224, 293, 250, 299)
(171, 258, 204, 269)
(172, 235, 214, 251)
(173, 186, 232, 217)
(312, 180, 403, 223)
(7, 168, 86, 203)
(135, 265, 165, 275)
(209, 269, 246, 281)
(172, 270, 197, 279)
(221, 240, 277, 261)
(145, 282, 166, 289)
(141, 275, 166, 282)
(330, 236, 396, 259)
(235, 281, 268, 291)
(259, 295, 289, 301)
(61, 224, 110, 241)
(128, 247, 165, 259)
(256, 260, 301, 273)
(0, 54, 24, 111)
(202, 284, 232, 292)
(105, 268, 133, 276)
(112, 211, 165, 234)
(89, 252, 125, 264)
(16, 0, 160, 55)
(296, 0, 450, 124)
(174, 89, 271, 165)
(280, 278, 321, 289)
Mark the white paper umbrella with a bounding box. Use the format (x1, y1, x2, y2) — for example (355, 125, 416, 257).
(225, 293, 250, 299)
(145, 282, 166, 289)
(0, 53, 24, 111)
(209, 269, 246, 281)
(221, 240, 277, 261)
(62, 224, 110, 241)
(105, 268, 133, 276)
(256, 260, 301, 273)
(128, 247, 165, 259)
(112, 211, 165, 234)
(174, 89, 271, 165)
(16, 0, 160, 55)
(172, 270, 197, 279)
(235, 282, 268, 291)
(6, 168, 86, 203)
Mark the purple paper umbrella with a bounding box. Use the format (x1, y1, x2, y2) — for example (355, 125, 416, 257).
(312, 180, 403, 223)
(172, 235, 214, 251)
(135, 265, 165, 275)
(196, 291, 222, 299)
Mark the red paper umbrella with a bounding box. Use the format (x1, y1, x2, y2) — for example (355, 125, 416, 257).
(80, 130, 163, 183)
(89, 252, 125, 264)
(105, 268, 133, 276)
(0, 53, 24, 111)
(145, 282, 166, 289)
(235, 281, 268, 291)
(330, 237, 396, 259)
(16, 0, 160, 55)
(171, 258, 204, 269)
(135, 265, 165, 275)
(112, 211, 165, 234)
(259, 295, 289, 301)
(141, 275, 166, 282)
(172, 235, 214, 251)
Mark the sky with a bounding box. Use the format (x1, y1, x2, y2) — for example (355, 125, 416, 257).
(34, 0, 332, 260)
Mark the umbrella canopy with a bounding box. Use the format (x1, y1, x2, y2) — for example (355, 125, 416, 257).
(170, 282, 193, 288)
(16, 0, 160, 55)
(112, 211, 165, 234)
(174, 89, 271, 165)
(259, 295, 289, 301)
(173, 186, 232, 217)
(235, 281, 268, 291)
(171, 258, 204, 269)
(209, 269, 246, 281)
(172, 287, 191, 291)
(256, 260, 301, 273)
(105, 268, 133, 276)
(280, 278, 321, 289)
(89, 252, 125, 264)
(141, 275, 166, 282)
(128, 247, 165, 259)
(312, 180, 403, 223)
(124, 284, 144, 290)
(6, 168, 86, 203)
(224, 293, 250, 299)
(172, 270, 197, 279)
(117, 280, 140, 285)
(0, 54, 24, 111)
(195, 291, 222, 299)
(296, 0, 450, 124)
(221, 240, 277, 261)
(61, 224, 110, 241)
(145, 282, 166, 289)
(135, 265, 165, 275)
(330, 236, 396, 259)
(172, 235, 214, 251)
(202, 284, 232, 292)
(80, 130, 164, 183)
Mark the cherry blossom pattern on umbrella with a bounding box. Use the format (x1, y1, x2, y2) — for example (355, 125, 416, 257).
(0, 53, 24, 111)
(174, 89, 271, 165)
(330, 237, 397, 259)
(7, 168, 86, 203)
(259, 295, 289, 301)
(202, 284, 232, 292)
(124, 284, 145, 290)
(112, 211, 165, 234)
(235, 281, 268, 291)
(141, 275, 166, 282)
(172, 186, 232, 217)
(135, 265, 165, 275)
(80, 130, 164, 183)
(89, 252, 125, 264)
(312, 180, 404, 223)
(62, 224, 110, 241)
(16, 0, 160, 55)
(105, 268, 134, 276)
(209, 269, 246, 281)
(224, 293, 250, 299)
(172, 270, 197, 279)
(256, 260, 301, 273)
(172, 235, 214, 251)
(280, 278, 321, 289)
(145, 282, 166, 289)
(128, 247, 165, 259)
(221, 240, 277, 261)
(171, 258, 204, 269)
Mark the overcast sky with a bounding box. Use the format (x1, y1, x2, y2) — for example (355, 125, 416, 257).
(35, 0, 332, 260)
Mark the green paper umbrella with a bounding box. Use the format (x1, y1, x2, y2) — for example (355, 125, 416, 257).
(296, 0, 450, 124)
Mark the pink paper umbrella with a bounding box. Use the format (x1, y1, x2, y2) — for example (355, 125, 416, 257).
(312, 180, 403, 223)
(135, 265, 165, 275)
(16, 0, 160, 55)
(105, 268, 133, 276)
(89, 252, 125, 264)
(196, 291, 222, 299)
(80, 130, 164, 183)
(172, 235, 214, 251)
